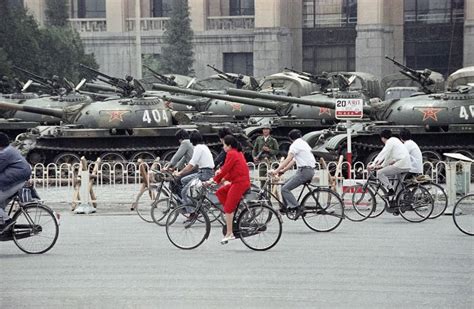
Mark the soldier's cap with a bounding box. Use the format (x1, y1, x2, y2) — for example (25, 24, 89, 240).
(261, 124, 271, 129)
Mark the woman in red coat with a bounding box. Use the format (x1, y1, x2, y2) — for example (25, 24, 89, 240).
(207, 135, 250, 244)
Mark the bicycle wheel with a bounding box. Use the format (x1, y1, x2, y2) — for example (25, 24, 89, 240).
(151, 198, 176, 226)
(369, 188, 388, 218)
(301, 188, 344, 232)
(397, 185, 434, 223)
(341, 185, 374, 222)
(12, 204, 59, 254)
(134, 187, 157, 223)
(165, 205, 210, 250)
(453, 194, 474, 236)
(238, 204, 282, 251)
(422, 182, 447, 219)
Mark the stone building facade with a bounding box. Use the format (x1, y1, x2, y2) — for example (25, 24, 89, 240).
(24, 0, 472, 81)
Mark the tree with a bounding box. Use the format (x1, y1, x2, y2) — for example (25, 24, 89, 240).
(160, 0, 194, 75)
(45, 0, 69, 27)
(0, 2, 97, 83)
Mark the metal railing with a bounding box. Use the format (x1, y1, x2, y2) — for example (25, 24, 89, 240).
(206, 15, 255, 30)
(404, 12, 464, 23)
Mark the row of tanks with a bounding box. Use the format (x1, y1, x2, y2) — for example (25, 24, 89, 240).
(1, 59, 472, 168)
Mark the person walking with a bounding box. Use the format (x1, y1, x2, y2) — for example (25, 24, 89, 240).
(252, 124, 279, 188)
(206, 135, 250, 244)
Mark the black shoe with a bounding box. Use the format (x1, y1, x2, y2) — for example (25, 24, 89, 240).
(0, 218, 15, 234)
(385, 189, 395, 197)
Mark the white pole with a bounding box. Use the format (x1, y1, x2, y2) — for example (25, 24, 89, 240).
(135, 0, 142, 79)
(346, 120, 352, 179)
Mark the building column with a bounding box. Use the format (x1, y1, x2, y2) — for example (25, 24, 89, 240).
(24, 0, 46, 26)
(355, 0, 404, 81)
(253, 0, 302, 76)
(189, 0, 207, 32)
(464, 0, 474, 67)
(106, 0, 126, 32)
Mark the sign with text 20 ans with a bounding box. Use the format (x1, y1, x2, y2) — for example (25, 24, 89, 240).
(335, 98, 363, 120)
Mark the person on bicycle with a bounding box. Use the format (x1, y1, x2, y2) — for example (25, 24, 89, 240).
(206, 135, 250, 244)
(368, 129, 411, 196)
(0, 132, 32, 233)
(214, 127, 233, 169)
(270, 129, 315, 215)
(164, 129, 194, 195)
(174, 131, 214, 208)
(399, 128, 423, 176)
(166, 129, 194, 171)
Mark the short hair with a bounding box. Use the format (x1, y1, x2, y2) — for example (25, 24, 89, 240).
(380, 129, 392, 139)
(218, 127, 233, 139)
(175, 129, 189, 140)
(288, 129, 302, 141)
(399, 128, 411, 141)
(223, 135, 242, 152)
(0, 132, 10, 147)
(190, 130, 204, 146)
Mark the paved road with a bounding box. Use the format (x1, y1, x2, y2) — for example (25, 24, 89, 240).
(1, 204, 472, 309)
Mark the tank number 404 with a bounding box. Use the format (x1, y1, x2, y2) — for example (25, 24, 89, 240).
(143, 110, 169, 123)
(459, 105, 474, 120)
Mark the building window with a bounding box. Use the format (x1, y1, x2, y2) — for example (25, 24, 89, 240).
(223, 53, 253, 75)
(303, 45, 355, 74)
(152, 0, 173, 17)
(303, 0, 357, 28)
(404, 0, 464, 24)
(229, 0, 255, 16)
(77, 0, 106, 18)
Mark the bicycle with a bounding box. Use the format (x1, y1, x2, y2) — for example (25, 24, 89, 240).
(259, 174, 344, 232)
(452, 193, 473, 236)
(165, 181, 282, 251)
(348, 170, 434, 223)
(0, 193, 59, 254)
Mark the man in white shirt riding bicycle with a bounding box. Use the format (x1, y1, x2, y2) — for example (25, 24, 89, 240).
(368, 129, 411, 196)
(400, 128, 423, 176)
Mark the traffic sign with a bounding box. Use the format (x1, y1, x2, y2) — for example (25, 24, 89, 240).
(335, 98, 363, 120)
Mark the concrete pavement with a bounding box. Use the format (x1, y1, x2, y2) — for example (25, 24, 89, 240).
(1, 205, 472, 308)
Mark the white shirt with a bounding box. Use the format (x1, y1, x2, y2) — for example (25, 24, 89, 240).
(288, 138, 316, 168)
(404, 140, 423, 174)
(374, 137, 411, 169)
(188, 144, 215, 169)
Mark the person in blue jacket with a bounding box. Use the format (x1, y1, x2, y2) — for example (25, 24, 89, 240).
(0, 132, 32, 233)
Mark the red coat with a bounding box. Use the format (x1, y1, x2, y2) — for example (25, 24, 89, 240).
(214, 149, 250, 184)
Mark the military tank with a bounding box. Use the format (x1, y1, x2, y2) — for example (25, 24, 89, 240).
(152, 73, 367, 153)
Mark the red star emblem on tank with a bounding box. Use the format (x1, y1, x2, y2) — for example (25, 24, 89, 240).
(417, 107, 443, 121)
(319, 107, 332, 116)
(230, 102, 242, 112)
(107, 110, 129, 122)
(164, 100, 172, 109)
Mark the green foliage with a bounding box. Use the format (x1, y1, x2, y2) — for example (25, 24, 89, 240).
(160, 0, 194, 76)
(0, 2, 97, 83)
(142, 54, 161, 79)
(0, 48, 11, 75)
(45, 0, 69, 27)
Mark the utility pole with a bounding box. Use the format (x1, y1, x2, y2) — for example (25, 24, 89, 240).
(135, 0, 142, 79)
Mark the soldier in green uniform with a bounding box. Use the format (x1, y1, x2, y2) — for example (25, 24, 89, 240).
(252, 124, 279, 188)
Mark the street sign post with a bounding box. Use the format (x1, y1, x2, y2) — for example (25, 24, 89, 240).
(335, 99, 363, 179)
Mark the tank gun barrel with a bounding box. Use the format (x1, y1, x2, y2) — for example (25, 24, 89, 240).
(0, 101, 64, 119)
(385, 56, 434, 94)
(151, 84, 283, 111)
(227, 88, 373, 114)
(161, 95, 202, 108)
